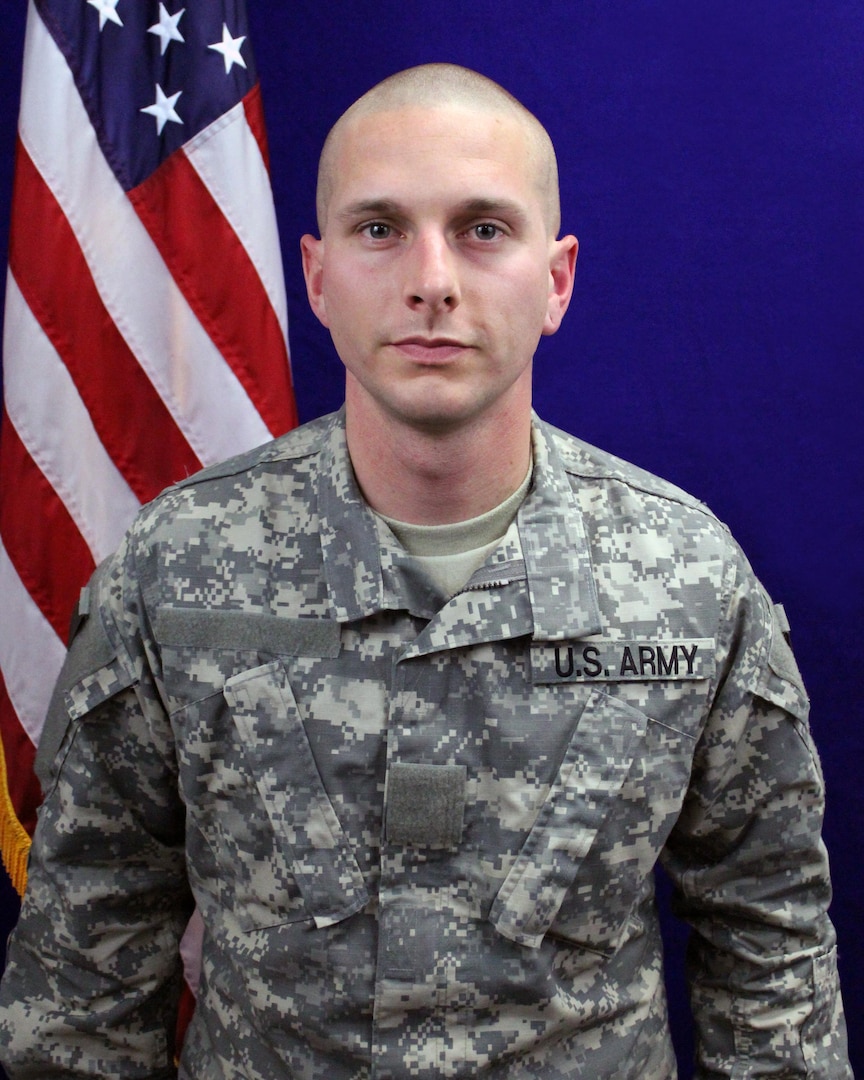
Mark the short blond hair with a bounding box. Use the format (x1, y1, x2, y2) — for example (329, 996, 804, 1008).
(315, 63, 561, 236)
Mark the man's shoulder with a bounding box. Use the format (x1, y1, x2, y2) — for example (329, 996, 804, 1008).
(131, 412, 339, 534)
(172, 411, 336, 491)
(542, 418, 710, 513)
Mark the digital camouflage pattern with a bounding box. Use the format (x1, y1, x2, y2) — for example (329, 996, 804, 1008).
(0, 411, 851, 1078)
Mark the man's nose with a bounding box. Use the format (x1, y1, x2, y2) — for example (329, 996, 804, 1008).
(403, 231, 460, 313)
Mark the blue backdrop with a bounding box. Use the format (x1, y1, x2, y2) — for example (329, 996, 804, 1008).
(1, 3, 861, 1075)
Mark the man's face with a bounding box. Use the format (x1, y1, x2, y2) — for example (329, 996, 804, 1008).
(301, 104, 577, 435)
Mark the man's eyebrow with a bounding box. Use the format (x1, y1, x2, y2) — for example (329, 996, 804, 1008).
(335, 198, 405, 223)
(451, 197, 529, 224)
(334, 196, 530, 225)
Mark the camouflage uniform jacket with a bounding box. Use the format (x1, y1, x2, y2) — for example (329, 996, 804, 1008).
(0, 410, 850, 1078)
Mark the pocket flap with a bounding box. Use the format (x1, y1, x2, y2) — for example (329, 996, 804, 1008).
(224, 661, 369, 928)
(490, 689, 647, 948)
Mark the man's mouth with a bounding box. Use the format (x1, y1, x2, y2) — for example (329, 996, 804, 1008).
(391, 337, 470, 362)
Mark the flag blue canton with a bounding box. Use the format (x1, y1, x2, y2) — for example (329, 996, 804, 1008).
(36, 0, 258, 191)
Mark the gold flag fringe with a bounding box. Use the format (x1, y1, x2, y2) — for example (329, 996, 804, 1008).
(0, 735, 30, 896)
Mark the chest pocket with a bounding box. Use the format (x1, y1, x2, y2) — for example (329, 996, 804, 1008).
(490, 688, 679, 952)
(179, 659, 368, 933)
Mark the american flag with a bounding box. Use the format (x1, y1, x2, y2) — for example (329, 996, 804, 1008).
(0, 0, 297, 895)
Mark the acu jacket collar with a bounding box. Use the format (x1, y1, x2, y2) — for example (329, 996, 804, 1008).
(318, 410, 603, 642)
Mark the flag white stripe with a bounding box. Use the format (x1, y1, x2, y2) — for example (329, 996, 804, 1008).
(185, 102, 289, 340)
(18, 10, 272, 466)
(3, 272, 140, 562)
(0, 539, 65, 746)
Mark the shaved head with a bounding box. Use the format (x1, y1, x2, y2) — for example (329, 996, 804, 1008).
(315, 63, 562, 236)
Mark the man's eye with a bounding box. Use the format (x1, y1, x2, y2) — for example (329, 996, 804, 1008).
(472, 223, 501, 240)
(363, 222, 392, 239)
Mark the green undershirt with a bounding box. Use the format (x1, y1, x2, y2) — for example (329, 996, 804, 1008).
(376, 464, 532, 599)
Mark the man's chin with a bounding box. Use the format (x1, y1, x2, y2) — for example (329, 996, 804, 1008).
(383, 395, 490, 435)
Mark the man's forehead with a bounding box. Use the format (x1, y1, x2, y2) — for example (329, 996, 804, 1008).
(335, 102, 532, 158)
(328, 104, 540, 198)
(317, 96, 560, 235)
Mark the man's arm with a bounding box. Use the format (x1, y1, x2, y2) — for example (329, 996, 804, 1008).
(0, 545, 193, 1078)
(662, 556, 851, 1077)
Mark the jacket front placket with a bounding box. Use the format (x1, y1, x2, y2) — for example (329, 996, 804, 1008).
(317, 416, 654, 1076)
(364, 426, 617, 1076)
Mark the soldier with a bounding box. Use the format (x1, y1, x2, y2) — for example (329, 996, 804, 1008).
(0, 64, 852, 1078)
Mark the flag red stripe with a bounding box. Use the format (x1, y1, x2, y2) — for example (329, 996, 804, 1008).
(128, 143, 297, 439)
(0, 409, 95, 642)
(8, 141, 203, 503)
(243, 83, 271, 174)
(0, 673, 40, 837)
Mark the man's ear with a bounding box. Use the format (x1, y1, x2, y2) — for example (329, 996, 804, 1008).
(300, 234, 329, 327)
(542, 234, 578, 336)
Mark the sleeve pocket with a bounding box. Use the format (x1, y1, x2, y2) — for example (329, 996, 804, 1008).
(35, 609, 134, 792)
(754, 603, 809, 724)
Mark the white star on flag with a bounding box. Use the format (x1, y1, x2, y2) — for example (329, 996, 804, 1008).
(87, 0, 122, 30)
(148, 4, 185, 55)
(208, 24, 247, 73)
(140, 84, 183, 135)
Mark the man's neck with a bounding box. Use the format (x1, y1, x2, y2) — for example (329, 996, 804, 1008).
(344, 396, 533, 526)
